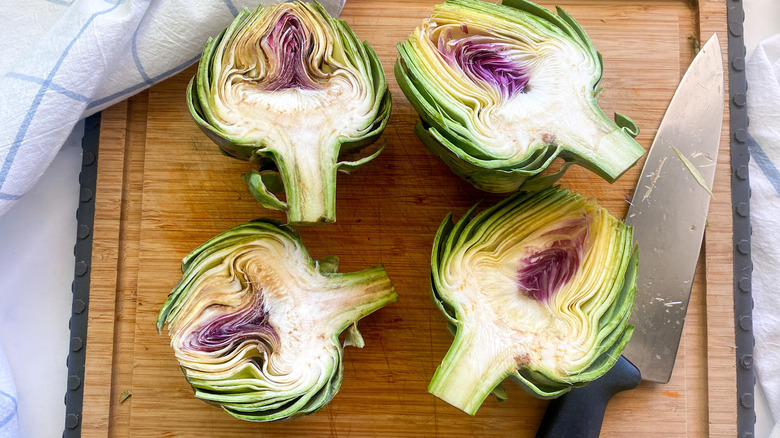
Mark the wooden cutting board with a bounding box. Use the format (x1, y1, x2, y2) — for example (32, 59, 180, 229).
(82, 0, 735, 436)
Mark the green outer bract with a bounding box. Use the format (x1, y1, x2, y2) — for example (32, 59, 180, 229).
(429, 187, 638, 414)
(157, 219, 397, 421)
(187, 1, 391, 224)
(395, 0, 645, 192)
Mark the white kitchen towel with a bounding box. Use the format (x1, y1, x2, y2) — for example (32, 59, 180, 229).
(0, 0, 346, 218)
(747, 33, 780, 438)
(0, 346, 18, 438)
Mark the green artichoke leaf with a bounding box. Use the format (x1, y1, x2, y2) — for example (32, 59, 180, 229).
(395, 0, 645, 192)
(158, 219, 397, 421)
(428, 187, 637, 415)
(188, 1, 391, 224)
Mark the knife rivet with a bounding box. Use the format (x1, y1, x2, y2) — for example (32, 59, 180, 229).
(65, 413, 79, 429)
(733, 93, 747, 107)
(739, 277, 751, 292)
(742, 433, 754, 438)
(735, 129, 747, 143)
(739, 315, 752, 331)
(729, 21, 744, 37)
(70, 337, 84, 352)
(737, 240, 750, 254)
(736, 165, 748, 180)
(740, 354, 753, 369)
(740, 393, 754, 408)
(737, 202, 749, 217)
(732, 58, 745, 72)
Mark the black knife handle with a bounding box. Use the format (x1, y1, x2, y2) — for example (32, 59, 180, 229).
(535, 355, 642, 438)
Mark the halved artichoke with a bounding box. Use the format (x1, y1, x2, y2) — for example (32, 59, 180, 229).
(157, 219, 397, 421)
(188, 2, 391, 224)
(395, 0, 645, 192)
(429, 187, 637, 415)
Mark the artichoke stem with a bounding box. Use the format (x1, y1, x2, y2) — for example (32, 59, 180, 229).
(428, 328, 513, 415)
(319, 266, 398, 335)
(569, 108, 646, 183)
(278, 141, 338, 225)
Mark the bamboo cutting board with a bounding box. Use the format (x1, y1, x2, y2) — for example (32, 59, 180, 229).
(82, 0, 735, 436)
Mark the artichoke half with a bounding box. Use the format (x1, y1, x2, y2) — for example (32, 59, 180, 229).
(188, 2, 391, 224)
(395, 0, 645, 192)
(429, 187, 637, 415)
(157, 219, 397, 421)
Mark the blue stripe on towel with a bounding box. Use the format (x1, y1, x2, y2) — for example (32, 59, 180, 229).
(0, 0, 123, 192)
(5, 73, 89, 102)
(0, 193, 22, 201)
(748, 133, 780, 196)
(131, 16, 154, 85)
(0, 389, 17, 429)
(87, 54, 200, 109)
(223, 0, 239, 17)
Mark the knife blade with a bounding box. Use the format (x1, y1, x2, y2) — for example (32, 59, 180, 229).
(535, 33, 724, 437)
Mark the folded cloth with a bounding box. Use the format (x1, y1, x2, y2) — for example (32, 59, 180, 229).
(0, 346, 18, 438)
(747, 33, 780, 438)
(0, 0, 346, 217)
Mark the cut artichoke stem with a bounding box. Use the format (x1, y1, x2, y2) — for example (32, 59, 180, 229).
(561, 109, 645, 182)
(275, 137, 339, 224)
(428, 325, 517, 415)
(313, 266, 398, 337)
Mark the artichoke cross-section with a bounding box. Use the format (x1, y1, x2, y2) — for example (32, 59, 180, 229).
(188, 1, 391, 224)
(396, 0, 645, 192)
(429, 187, 638, 414)
(157, 219, 397, 421)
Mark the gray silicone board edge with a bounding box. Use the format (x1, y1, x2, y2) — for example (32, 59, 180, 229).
(726, 1, 755, 436)
(63, 113, 99, 438)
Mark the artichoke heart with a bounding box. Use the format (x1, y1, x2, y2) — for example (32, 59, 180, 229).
(157, 219, 397, 421)
(188, 1, 391, 224)
(395, 0, 645, 192)
(429, 187, 637, 415)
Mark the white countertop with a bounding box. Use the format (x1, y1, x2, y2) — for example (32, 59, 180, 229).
(0, 1, 777, 437)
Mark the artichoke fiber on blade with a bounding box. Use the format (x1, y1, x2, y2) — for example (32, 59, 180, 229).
(188, 1, 391, 224)
(429, 187, 637, 414)
(396, 0, 645, 192)
(157, 219, 397, 421)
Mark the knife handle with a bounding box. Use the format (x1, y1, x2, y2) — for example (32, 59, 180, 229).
(535, 355, 641, 438)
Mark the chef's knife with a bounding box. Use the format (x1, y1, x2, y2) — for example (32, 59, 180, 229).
(536, 33, 724, 438)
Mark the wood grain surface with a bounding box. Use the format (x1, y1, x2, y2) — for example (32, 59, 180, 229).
(82, 0, 735, 436)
